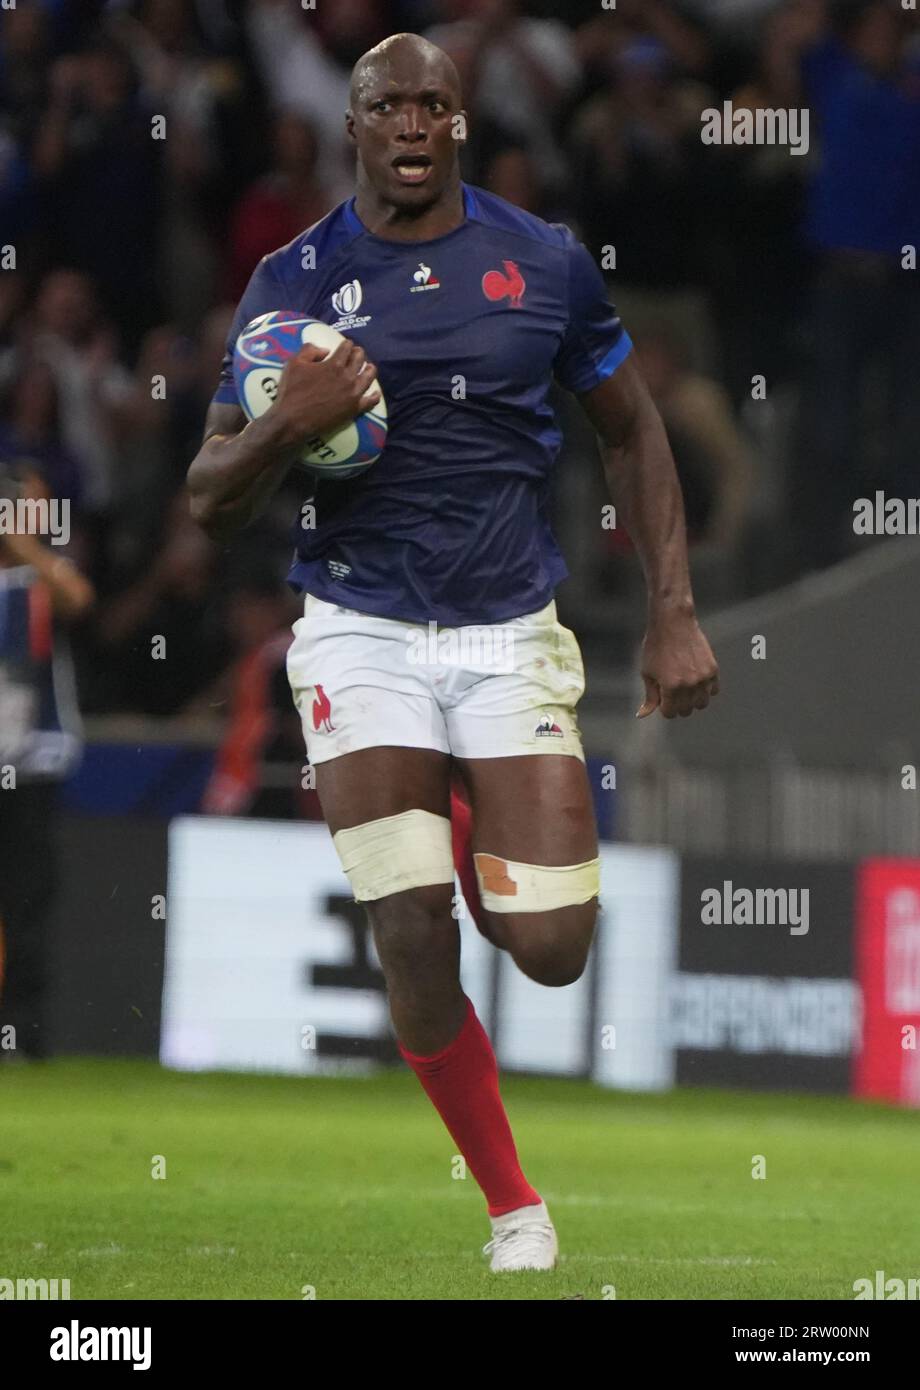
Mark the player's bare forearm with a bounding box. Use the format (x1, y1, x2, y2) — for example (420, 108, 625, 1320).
(579, 356, 690, 613)
(186, 403, 303, 541)
(601, 409, 693, 619)
(188, 340, 380, 541)
(577, 355, 719, 718)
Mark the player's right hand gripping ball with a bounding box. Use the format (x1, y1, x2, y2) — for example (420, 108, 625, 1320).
(233, 310, 387, 481)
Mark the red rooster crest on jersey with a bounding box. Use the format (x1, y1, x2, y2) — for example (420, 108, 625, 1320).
(312, 684, 335, 733)
(481, 260, 526, 308)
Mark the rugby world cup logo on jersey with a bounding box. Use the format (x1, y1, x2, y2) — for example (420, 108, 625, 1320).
(330, 279, 371, 331)
(410, 262, 440, 293)
(482, 260, 525, 308)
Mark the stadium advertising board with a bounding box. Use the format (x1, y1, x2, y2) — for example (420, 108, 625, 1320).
(853, 859, 920, 1106)
(673, 857, 859, 1092)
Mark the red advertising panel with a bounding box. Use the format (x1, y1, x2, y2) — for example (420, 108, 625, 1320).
(854, 859, 920, 1105)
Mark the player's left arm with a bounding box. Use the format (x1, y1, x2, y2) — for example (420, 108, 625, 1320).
(576, 353, 719, 719)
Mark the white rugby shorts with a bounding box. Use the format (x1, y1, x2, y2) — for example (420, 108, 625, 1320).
(286, 593, 586, 765)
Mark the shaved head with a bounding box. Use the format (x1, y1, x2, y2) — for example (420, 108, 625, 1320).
(345, 31, 468, 236)
(349, 32, 462, 110)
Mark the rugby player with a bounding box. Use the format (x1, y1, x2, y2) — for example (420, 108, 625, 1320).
(187, 33, 718, 1272)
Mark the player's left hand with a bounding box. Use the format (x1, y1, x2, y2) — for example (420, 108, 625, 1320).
(637, 610, 719, 719)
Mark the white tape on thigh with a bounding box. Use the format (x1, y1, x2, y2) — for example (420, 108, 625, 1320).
(474, 853, 600, 913)
(333, 809, 454, 902)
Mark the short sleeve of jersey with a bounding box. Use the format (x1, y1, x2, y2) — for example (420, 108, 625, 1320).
(552, 228, 632, 395)
(210, 255, 288, 407)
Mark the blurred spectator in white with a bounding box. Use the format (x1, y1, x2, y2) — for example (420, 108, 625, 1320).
(427, 0, 581, 194)
(245, 0, 387, 203)
(224, 112, 331, 301)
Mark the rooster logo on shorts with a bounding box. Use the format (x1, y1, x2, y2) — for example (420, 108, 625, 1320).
(312, 684, 335, 733)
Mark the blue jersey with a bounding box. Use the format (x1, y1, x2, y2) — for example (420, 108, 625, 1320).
(802, 39, 920, 257)
(212, 183, 632, 625)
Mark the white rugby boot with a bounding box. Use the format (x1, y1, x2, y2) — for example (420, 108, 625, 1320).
(483, 1199, 558, 1272)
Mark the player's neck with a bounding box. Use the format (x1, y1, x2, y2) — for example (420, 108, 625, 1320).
(353, 180, 465, 242)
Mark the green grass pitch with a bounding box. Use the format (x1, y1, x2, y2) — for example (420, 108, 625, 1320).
(0, 1059, 915, 1300)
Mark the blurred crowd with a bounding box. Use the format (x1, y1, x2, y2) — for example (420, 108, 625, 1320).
(1, 0, 919, 730)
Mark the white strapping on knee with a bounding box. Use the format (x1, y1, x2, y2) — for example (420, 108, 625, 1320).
(474, 853, 600, 913)
(333, 809, 454, 903)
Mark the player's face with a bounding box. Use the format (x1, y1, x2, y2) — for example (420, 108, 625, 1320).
(348, 63, 464, 210)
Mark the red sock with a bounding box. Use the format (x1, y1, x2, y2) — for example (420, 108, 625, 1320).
(450, 783, 486, 932)
(399, 996, 541, 1217)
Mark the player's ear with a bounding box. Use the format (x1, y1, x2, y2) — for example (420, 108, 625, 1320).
(345, 109, 356, 143)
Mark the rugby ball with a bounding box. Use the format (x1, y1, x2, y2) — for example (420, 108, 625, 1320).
(233, 311, 387, 480)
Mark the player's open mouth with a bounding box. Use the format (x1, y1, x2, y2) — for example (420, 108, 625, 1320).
(392, 156, 432, 184)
